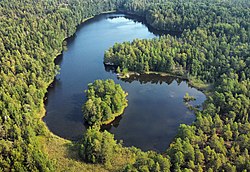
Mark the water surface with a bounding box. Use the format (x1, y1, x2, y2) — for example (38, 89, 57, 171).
(44, 13, 206, 152)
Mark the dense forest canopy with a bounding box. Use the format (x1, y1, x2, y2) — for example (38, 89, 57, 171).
(0, 0, 120, 171)
(104, 0, 250, 171)
(82, 79, 128, 125)
(0, 0, 249, 171)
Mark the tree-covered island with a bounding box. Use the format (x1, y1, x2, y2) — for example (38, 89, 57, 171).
(82, 79, 128, 126)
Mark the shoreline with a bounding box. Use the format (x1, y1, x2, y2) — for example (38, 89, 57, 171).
(37, 10, 122, 171)
(38, 10, 211, 171)
(117, 70, 211, 94)
(41, 9, 210, 138)
(118, 10, 182, 36)
(102, 100, 128, 125)
(40, 10, 117, 130)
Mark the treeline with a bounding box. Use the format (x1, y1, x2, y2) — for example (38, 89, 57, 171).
(82, 79, 128, 125)
(0, 0, 121, 171)
(120, 0, 250, 34)
(103, 0, 250, 171)
(79, 126, 171, 171)
(1, 0, 250, 171)
(105, 28, 249, 83)
(80, 80, 171, 171)
(106, 0, 250, 83)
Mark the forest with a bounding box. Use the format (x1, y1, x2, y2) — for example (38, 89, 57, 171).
(105, 0, 250, 171)
(0, 0, 120, 171)
(0, 0, 249, 171)
(83, 79, 128, 125)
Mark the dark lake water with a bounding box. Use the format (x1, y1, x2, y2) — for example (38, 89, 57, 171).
(43, 13, 206, 152)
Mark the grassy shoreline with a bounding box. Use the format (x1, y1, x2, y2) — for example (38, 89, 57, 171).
(102, 100, 128, 125)
(40, 10, 117, 130)
(38, 11, 118, 172)
(38, 11, 211, 171)
(118, 70, 212, 94)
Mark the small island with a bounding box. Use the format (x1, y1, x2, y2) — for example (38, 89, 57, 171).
(183, 92, 196, 102)
(82, 79, 128, 126)
(183, 92, 198, 111)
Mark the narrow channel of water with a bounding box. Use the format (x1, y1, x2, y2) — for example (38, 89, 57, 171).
(43, 13, 206, 152)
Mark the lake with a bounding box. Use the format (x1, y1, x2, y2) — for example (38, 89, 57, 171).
(43, 13, 206, 152)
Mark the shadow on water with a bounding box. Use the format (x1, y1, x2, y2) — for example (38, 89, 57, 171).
(44, 13, 206, 152)
(104, 64, 184, 85)
(101, 115, 123, 131)
(78, 12, 181, 37)
(120, 13, 182, 37)
(120, 74, 181, 85)
(54, 54, 64, 65)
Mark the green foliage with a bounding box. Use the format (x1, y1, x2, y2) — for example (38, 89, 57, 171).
(1, 0, 250, 171)
(0, 0, 122, 170)
(183, 93, 196, 102)
(116, 66, 121, 73)
(82, 79, 128, 125)
(121, 0, 250, 35)
(105, 0, 250, 171)
(105, 29, 249, 83)
(79, 127, 117, 166)
(124, 151, 171, 172)
(79, 127, 171, 171)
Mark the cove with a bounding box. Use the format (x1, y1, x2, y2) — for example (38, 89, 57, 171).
(43, 13, 206, 152)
